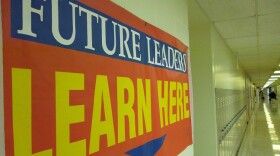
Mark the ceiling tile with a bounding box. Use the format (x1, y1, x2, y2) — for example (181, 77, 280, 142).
(196, 0, 280, 87)
(235, 47, 258, 55)
(215, 17, 257, 39)
(250, 75, 270, 82)
(258, 12, 280, 35)
(258, 0, 280, 15)
(249, 72, 270, 78)
(248, 69, 273, 78)
(259, 33, 280, 46)
(238, 54, 259, 61)
(259, 60, 277, 70)
(240, 61, 260, 67)
(197, 0, 255, 21)
(226, 36, 257, 50)
(259, 45, 280, 55)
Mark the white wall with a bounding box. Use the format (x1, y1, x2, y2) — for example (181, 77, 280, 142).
(0, 0, 5, 154)
(212, 26, 245, 90)
(188, 0, 219, 155)
(211, 25, 249, 155)
(111, 0, 189, 46)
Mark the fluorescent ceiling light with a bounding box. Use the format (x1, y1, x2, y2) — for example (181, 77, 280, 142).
(274, 71, 280, 74)
(271, 75, 280, 78)
(267, 80, 275, 83)
(273, 144, 280, 150)
(269, 78, 278, 80)
(263, 80, 275, 88)
(269, 125, 275, 129)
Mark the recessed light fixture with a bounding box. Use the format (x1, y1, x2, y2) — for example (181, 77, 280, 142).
(274, 70, 280, 74)
(263, 80, 275, 88)
(269, 78, 278, 81)
(271, 75, 280, 78)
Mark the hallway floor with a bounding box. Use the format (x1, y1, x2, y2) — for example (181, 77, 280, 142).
(238, 100, 280, 156)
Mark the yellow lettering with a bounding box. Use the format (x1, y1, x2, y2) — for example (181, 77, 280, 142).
(177, 82, 183, 121)
(169, 81, 176, 124)
(89, 75, 115, 154)
(12, 68, 52, 156)
(55, 72, 86, 156)
(183, 83, 190, 119)
(137, 79, 152, 136)
(157, 80, 169, 128)
(117, 77, 136, 143)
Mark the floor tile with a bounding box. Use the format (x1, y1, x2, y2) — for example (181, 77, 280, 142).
(238, 100, 280, 156)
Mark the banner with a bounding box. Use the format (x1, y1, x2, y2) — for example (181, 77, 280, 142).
(2, 0, 192, 155)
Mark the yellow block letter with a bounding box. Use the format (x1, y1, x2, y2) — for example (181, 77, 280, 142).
(137, 79, 152, 136)
(183, 83, 190, 119)
(56, 72, 86, 156)
(177, 82, 183, 121)
(89, 75, 115, 154)
(157, 80, 169, 128)
(12, 68, 52, 156)
(117, 77, 136, 143)
(169, 81, 177, 124)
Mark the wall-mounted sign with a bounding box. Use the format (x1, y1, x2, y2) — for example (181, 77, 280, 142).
(2, 0, 192, 155)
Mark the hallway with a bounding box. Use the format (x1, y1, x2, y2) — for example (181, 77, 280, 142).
(238, 100, 280, 156)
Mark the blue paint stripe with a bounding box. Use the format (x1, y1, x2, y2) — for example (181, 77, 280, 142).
(125, 134, 167, 156)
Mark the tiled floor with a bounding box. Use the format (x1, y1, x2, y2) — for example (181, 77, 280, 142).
(238, 99, 280, 156)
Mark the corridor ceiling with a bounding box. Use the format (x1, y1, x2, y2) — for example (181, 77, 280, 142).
(196, 0, 280, 87)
